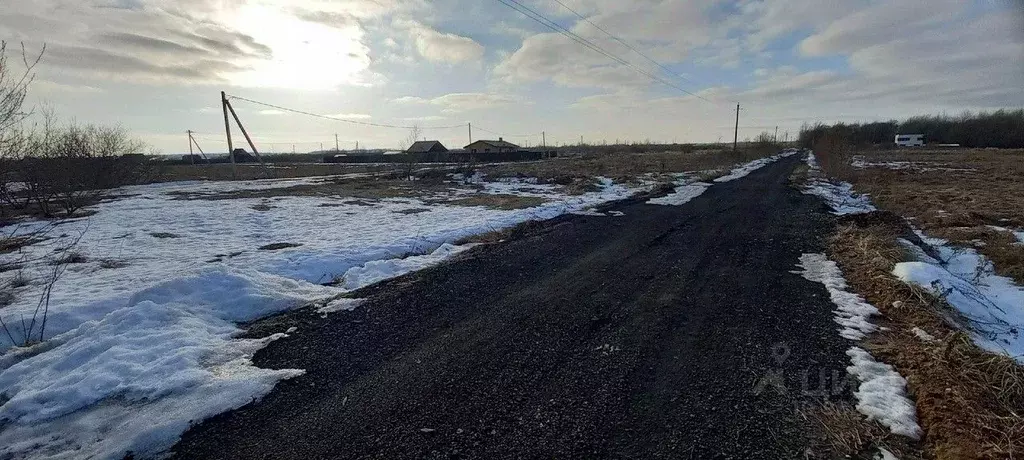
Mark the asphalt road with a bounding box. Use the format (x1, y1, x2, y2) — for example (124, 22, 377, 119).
(173, 155, 854, 459)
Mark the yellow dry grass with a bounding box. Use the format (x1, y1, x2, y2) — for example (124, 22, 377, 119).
(844, 148, 1024, 285)
(828, 219, 1024, 459)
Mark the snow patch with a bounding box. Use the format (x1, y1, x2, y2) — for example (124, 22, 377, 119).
(893, 233, 1024, 362)
(648, 182, 712, 206)
(337, 243, 474, 290)
(795, 253, 880, 340)
(318, 298, 365, 314)
(846, 347, 922, 439)
(803, 180, 876, 215)
(911, 327, 936, 343)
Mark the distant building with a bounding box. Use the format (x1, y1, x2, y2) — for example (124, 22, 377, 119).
(231, 148, 256, 162)
(406, 140, 448, 153)
(181, 154, 204, 163)
(894, 134, 925, 147)
(464, 138, 520, 154)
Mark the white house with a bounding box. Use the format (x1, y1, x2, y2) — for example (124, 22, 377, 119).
(894, 134, 925, 147)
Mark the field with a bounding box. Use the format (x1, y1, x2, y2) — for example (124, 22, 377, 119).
(844, 148, 1024, 284)
(801, 147, 1024, 459)
(0, 147, 795, 459)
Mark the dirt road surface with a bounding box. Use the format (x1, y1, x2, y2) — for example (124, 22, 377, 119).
(173, 155, 855, 459)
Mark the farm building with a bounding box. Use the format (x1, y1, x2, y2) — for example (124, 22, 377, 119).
(894, 134, 925, 147)
(406, 141, 448, 153)
(231, 148, 257, 163)
(464, 138, 520, 154)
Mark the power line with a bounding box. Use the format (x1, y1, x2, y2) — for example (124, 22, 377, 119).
(473, 125, 537, 138)
(494, 0, 713, 104)
(547, 0, 704, 90)
(224, 94, 466, 130)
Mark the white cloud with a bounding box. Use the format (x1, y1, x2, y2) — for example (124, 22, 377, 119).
(399, 20, 484, 64)
(326, 113, 373, 119)
(393, 92, 524, 113)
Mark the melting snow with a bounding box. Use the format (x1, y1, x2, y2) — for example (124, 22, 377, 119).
(795, 253, 880, 340)
(846, 347, 922, 440)
(648, 182, 712, 206)
(894, 232, 1024, 362)
(802, 151, 877, 215)
(0, 174, 641, 459)
(795, 253, 920, 440)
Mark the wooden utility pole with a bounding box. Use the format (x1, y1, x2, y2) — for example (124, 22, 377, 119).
(224, 97, 268, 170)
(468, 123, 473, 144)
(335, 133, 340, 152)
(187, 130, 195, 165)
(221, 91, 237, 179)
(542, 131, 546, 147)
(733, 103, 740, 151)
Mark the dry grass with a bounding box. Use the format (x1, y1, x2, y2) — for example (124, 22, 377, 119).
(159, 163, 395, 182)
(844, 148, 1024, 284)
(828, 217, 1024, 459)
(477, 147, 774, 185)
(800, 401, 920, 459)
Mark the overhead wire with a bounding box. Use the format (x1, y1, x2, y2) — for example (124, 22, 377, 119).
(224, 94, 466, 130)
(493, 0, 714, 104)
(473, 125, 537, 138)
(547, 0, 704, 90)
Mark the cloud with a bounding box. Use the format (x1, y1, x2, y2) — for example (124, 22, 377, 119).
(494, 0, 724, 89)
(393, 92, 524, 112)
(399, 20, 484, 64)
(0, 1, 275, 85)
(326, 113, 373, 120)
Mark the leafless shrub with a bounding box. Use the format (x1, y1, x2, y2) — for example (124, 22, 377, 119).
(0, 43, 157, 219)
(0, 228, 83, 347)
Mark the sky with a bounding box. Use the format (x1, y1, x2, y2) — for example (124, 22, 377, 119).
(3, 0, 1023, 154)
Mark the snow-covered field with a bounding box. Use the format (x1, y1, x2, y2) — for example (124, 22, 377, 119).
(0, 173, 641, 459)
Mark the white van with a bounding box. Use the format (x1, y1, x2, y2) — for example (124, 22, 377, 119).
(894, 134, 925, 147)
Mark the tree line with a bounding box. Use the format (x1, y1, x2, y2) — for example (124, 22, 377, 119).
(0, 42, 157, 221)
(798, 109, 1024, 149)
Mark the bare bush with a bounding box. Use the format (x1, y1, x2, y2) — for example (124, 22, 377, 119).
(0, 228, 83, 347)
(0, 43, 157, 219)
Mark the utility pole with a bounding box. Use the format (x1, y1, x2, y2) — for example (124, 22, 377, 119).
(221, 91, 237, 179)
(542, 131, 546, 147)
(580, 135, 584, 146)
(320, 142, 324, 151)
(355, 141, 359, 151)
(335, 133, 340, 152)
(774, 126, 779, 143)
(733, 103, 740, 152)
(187, 130, 194, 165)
(468, 123, 473, 144)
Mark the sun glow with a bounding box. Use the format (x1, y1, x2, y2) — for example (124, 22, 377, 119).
(225, 3, 372, 90)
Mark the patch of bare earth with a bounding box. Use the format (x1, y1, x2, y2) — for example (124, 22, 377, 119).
(827, 213, 1023, 459)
